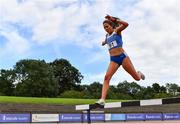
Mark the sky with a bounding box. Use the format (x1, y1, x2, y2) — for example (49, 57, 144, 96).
(0, 0, 180, 87)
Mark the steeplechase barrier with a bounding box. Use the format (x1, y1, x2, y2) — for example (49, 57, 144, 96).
(76, 97, 180, 123)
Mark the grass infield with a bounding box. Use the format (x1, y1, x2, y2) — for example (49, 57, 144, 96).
(0, 96, 126, 105)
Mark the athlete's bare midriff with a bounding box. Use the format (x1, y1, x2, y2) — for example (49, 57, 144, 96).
(109, 47, 125, 56)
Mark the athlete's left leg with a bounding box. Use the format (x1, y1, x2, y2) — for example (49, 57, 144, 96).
(122, 56, 144, 81)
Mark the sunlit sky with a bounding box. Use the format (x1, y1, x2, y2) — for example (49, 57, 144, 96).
(0, 0, 180, 86)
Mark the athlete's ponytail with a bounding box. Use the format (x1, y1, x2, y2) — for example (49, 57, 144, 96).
(111, 16, 121, 28)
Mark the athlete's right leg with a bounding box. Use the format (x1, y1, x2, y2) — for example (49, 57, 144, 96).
(122, 57, 145, 81)
(96, 61, 119, 105)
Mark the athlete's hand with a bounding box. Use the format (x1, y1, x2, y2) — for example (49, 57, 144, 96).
(105, 14, 116, 22)
(102, 41, 106, 46)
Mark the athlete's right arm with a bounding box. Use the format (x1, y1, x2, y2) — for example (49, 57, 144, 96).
(114, 19, 129, 34)
(102, 41, 107, 46)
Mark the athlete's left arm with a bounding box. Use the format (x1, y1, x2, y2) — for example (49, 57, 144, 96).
(105, 15, 129, 34)
(114, 19, 129, 34)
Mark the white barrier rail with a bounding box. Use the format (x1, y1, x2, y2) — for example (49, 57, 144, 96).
(76, 97, 180, 110)
(75, 97, 180, 123)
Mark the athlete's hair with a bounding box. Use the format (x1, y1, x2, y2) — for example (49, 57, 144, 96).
(103, 19, 119, 29)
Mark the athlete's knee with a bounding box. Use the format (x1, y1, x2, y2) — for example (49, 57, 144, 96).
(134, 76, 141, 81)
(104, 74, 111, 82)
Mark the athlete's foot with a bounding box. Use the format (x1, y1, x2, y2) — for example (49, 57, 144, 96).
(137, 71, 145, 80)
(95, 99, 105, 105)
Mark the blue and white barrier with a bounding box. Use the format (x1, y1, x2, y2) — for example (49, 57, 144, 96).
(76, 97, 180, 123)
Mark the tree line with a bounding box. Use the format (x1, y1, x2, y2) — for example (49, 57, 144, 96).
(0, 58, 180, 99)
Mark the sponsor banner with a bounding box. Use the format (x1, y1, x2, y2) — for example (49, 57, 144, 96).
(83, 114, 105, 122)
(145, 113, 162, 120)
(111, 114, 126, 121)
(32, 114, 59, 122)
(126, 113, 145, 121)
(105, 114, 111, 121)
(163, 113, 180, 120)
(59, 114, 82, 122)
(0, 114, 30, 123)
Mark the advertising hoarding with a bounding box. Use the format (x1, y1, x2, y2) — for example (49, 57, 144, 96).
(0, 114, 30, 123)
(126, 113, 145, 121)
(32, 114, 59, 122)
(59, 114, 82, 122)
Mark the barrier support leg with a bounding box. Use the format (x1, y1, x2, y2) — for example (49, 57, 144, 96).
(87, 109, 91, 124)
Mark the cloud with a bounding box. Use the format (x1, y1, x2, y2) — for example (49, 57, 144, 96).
(0, 27, 30, 69)
(0, 0, 180, 86)
(127, 0, 180, 85)
(0, 29, 30, 57)
(0, 0, 121, 51)
(0, 0, 114, 46)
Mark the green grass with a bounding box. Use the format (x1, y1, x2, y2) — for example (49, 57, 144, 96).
(0, 96, 126, 105)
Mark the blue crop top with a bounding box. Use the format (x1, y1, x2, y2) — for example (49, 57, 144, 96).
(105, 32, 123, 50)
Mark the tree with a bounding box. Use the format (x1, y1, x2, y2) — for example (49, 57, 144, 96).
(117, 81, 142, 99)
(49, 59, 83, 94)
(85, 82, 102, 99)
(129, 82, 142, 96)
(142, 86, 155, 99)
(166, 83, 179, 96)
(80, 84, 90, 98)
(117, 81, 131, 94)
(107, 85, 118, 99)
(14, 59, 59, 97)
(0, 69, 15, 96)
(154, 93, 171, 98)
(160, 85, 167, 93)
(152, 83, 161, 93)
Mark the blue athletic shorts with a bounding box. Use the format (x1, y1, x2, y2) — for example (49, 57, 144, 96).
(110, 52, 127, 65)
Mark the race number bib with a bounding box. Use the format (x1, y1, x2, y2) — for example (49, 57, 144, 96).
(108, 40, 117, 49)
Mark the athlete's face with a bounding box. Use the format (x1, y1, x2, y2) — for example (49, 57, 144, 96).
(103, 23, 113, 34)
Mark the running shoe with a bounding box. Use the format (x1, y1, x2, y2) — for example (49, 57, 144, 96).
(137, 71, 145, 80)
(95, 99, 105, 106)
